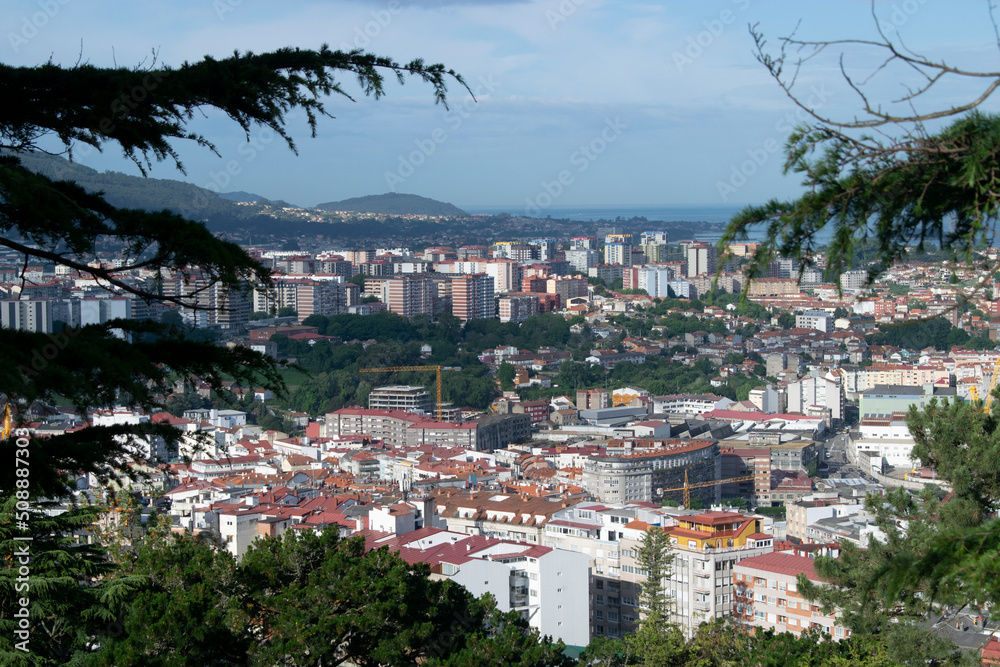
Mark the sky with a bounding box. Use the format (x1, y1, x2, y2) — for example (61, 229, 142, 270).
(3, 0, 1000, 213)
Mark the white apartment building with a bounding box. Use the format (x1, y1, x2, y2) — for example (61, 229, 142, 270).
(566, 248, 599, 273)
(218, 506, 264, 559)
(1, 298, 53, 333)
(620, 510, 775, 638)
(364, 527, 591, 648)
(605, 243, 633, 267)
(543, 501, 659, 639)
(849, 413, 919, 469)
(795, 310, 833, 333)
(499, 295, 538, 323)
(785, 498, 863, 542)
(839, 270, 869, 292)
(368, 385, 433, 414)
(786, 370, 843, 423)
(638, 266, 674, 298)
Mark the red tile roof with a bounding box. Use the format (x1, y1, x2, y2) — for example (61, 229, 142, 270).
(735, 551, 824, 582)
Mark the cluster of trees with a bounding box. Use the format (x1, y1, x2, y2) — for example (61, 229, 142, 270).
(300, 311, 576, 356)
(263, 310, 584, 416)
(866, 316, 993, 352)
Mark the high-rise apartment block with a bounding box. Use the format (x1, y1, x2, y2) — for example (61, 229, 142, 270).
(384, 275, 437, 319)
(0, 299, 53, 333)
(566, 248, 599, 273)
(452, 274, 495, 322)
(685, 243, 717, 277)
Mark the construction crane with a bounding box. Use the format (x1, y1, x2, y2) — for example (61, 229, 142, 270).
(970, 357, 1000, 413)
(359, 365, 444, 420)
(0, 400, 11, 440)
(659, 470, 758, 509)
(986, 358, 1000, 412)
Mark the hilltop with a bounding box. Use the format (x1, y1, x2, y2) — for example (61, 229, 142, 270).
(315, 192, 468, 217)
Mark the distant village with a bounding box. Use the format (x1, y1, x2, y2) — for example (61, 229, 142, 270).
(9, 228, 1000, 657)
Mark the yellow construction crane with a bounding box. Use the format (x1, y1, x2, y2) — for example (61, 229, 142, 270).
(359, 365, 444, 419)
(970, 357, 1000, 413)
(0, 400, 11, 440)
(986, 358, 1000, 412)
(659, 470, 758, 509)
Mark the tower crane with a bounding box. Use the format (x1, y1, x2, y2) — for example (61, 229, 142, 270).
(658, 470, 758, 509)
(970, 357, 1000, 413)
(359, 365, 445, 419)
(985, 357, 1000, 412)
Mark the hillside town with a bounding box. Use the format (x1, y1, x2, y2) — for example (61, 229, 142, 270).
(12, 229, 1000, 659)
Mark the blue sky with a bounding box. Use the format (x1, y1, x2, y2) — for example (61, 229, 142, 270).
(3, 0, 999, 211)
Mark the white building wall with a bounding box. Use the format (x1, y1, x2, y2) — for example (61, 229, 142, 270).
(219, 511, 260, 559)
(537, 549, 592, 647)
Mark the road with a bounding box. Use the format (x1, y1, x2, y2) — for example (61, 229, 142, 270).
(817, 429, 857, 477)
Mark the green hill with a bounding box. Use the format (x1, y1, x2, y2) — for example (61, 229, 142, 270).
(315, 192, 467, 216)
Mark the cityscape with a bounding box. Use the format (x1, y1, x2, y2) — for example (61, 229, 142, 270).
(4, 1, 1000, 666)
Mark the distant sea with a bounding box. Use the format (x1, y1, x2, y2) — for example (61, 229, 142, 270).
(464, 203, 955, 248)
(464, 204, 744, 224)
(464, 204, 755, 242)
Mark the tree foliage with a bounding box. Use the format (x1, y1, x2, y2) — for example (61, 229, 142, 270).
(721, 8, 1000, 294)
(83, 528, 572, 667)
